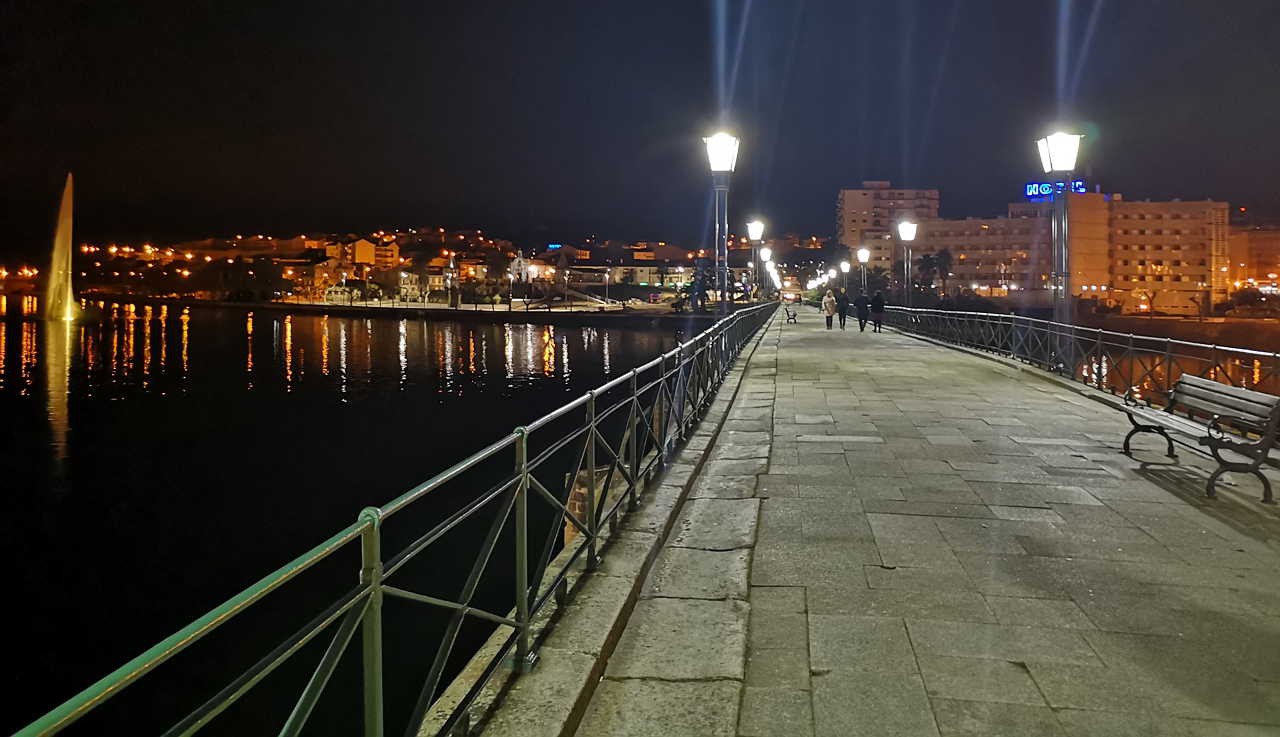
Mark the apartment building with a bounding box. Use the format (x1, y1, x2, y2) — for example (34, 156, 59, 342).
(908, 193, 1230, 315)
(835, 181, 939, 271)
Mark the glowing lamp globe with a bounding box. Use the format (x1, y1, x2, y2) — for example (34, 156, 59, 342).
(839, 261, 850, 273)
(760, 247, 772, 263)
(747, 220, 765, 241)
(1036, 131, 1082, 173)
(857, 247, 871, 264)
(704, 132, 740, 173)
(897, 221, 917, 242)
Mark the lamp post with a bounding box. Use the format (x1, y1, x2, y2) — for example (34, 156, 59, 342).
(747, 219, 764, 299)
(1036, 131, 1083, 326)
(857, 247, 871, 292)
(604, 269, 610, 304)
(897, 221, 917, 306)
(760, 247, 773, 299)
(705, 132, 740, 312)
(839, 260, 850, 290)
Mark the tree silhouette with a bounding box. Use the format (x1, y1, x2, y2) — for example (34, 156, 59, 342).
(935, 249, 953, 296)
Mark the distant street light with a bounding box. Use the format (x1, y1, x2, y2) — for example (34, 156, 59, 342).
(857, 247, 871, 292)
(747, 219, 765, 298)
(705, 132, 740, 311)
(1036, 131, 1083, 325)
(840, 260, 850, 289)
(897, 221, 917, 306)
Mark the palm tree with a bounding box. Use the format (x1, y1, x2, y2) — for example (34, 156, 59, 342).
(916, 253, 938, 294)
(934, 249, 953, 296)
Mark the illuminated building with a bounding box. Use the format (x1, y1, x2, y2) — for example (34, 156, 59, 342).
(836, 181, 940, 270)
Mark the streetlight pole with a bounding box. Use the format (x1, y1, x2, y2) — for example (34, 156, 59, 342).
(1036, 131, 1083, 326)
(705, 132, 740, 313)
(857, 247, 870, 293)
(839, 260, 850, 290)
(897, 221, 917, 306)
(747, 219, 764, 300)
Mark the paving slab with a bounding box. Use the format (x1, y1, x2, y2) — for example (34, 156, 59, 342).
(606, 598, 748, 680)
(641, 547, 749, 600)
(576, 679, 740, 737)
(669, 498, 759, 550)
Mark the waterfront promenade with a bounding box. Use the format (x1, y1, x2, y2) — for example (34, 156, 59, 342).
(574, 306, 1280, 736)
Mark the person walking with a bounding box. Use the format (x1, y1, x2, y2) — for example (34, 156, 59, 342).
(870, 290, 885, 333)
(853, 290, 871, 332)
(835, 287, 851, 330)
(821, 289, 837, 330)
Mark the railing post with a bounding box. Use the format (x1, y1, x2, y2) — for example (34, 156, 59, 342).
(1093, 328, 1103, 388)
(628, 369, 640, 511)
(1163, 337, 1173, 395)
(656, 354, 668, 465)
(584, 392, 599, 570)
(512, 427, 536, 672)
(358, 507, 384, 737)
(1126, 333, 1135, 391)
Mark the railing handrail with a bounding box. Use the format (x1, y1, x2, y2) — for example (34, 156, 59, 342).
(884, 306, 1276, 358)
(17, 302, 777, 737)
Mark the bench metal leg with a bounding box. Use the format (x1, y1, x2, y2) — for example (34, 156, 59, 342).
(1206, 466, 1273, 504)
(1123, 425, 1176, 458)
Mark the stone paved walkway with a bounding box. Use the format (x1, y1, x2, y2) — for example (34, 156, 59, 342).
(575, 307, 1280, 737)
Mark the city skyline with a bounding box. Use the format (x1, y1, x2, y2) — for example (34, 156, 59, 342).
(4, 2, 1280, 259)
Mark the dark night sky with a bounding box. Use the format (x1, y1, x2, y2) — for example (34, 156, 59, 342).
(3, 0, 1279, 261)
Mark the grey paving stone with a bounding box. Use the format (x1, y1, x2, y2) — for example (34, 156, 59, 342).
(642, 547, 749, 600)
(746, 647, 811, 688)
(929, 699, 1066, 737)
(865, 565, 976, 592)
(905, 620, 1101, 666)
(864, 500, 996, 518)
(984, 596, 1096, 630)
(575, 678, 740, 737)
(750, 585, 806, 614)
(669, 498, 760, 551)
(812, 672, 939, 737)
(807, 585, 995, 622)
(606, 598, 748, 680)
(482, 646, 596, 737)
(869, 513, 946, 543)
(704, 458, 769, 477)
(689, 474, 758, 499)
(738, 687, 814, 737)
(750, 611, 808, 650)
(876, 541, 965, 570)
(917, 655, 1046, 706)
(808, 614, 917, 674)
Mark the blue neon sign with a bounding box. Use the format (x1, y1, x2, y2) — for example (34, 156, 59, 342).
(546, 243, 562, 250)
(1025, 180, 1086, 200)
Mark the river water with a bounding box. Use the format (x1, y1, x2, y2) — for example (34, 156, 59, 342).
(0, 295, 698, 735)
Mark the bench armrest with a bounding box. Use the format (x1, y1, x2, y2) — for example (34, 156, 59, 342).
(1205, 413, 1267, 442)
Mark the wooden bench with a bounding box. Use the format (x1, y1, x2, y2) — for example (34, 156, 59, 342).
(784, 306, 798, 324)
(1123, 374, 1279, 503)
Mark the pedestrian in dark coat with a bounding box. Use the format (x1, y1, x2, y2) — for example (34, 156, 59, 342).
(853, 291, 871, 332)
(835, 288, 851, 330)
(870, 291, 885, 332)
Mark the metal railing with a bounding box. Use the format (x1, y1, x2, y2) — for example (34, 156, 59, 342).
(18, 303, 777, 737)
(884, 306, 1280, 406)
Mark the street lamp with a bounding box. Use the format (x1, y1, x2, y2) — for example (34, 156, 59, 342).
(747, 219, 765, 299)
(839, 260, 850, 289)
(897, 220, 917, 306)
(705, 131, 740, 311)
(857, 247, 871, 292)
(1036, 131, 1083, 325)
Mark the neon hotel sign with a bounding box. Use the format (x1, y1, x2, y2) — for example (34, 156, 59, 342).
(1024, 180, 1086, 200)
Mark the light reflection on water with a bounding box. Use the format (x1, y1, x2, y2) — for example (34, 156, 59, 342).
(1, 301, 652, 402)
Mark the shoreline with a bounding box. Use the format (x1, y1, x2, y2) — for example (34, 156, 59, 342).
(59, 293, 752, 330)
